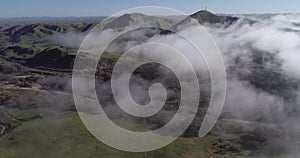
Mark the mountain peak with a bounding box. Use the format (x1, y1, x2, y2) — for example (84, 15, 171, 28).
(190, 10, 223, 24)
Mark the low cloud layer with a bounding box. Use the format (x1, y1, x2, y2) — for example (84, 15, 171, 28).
(51, 13, 300, 156)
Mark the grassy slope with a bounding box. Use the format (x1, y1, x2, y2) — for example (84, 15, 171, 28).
(0, 111, 210, 158)
(0, 103, 250, 158)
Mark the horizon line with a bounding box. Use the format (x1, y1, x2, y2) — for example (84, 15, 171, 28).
(0, 11, 299, 19)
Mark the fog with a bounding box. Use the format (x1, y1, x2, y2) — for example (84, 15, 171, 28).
(204, 14, 300, 156)
(50, 13, 300, 157)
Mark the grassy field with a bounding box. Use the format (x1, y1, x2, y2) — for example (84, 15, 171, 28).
(0, 103, 251, 158)
(0, 72, 260, 158)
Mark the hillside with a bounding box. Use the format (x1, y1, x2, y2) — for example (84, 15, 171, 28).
(0, 11, 299, 158)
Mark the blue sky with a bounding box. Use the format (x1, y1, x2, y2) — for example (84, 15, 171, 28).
(0, 0, 299, 17)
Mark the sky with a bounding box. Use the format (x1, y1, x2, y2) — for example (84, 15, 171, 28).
(0, 0, 299, 18)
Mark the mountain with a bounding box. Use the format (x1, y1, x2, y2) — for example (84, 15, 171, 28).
(167, 10, 240, 33)
(191, 10, 224, 24)
(190, 10, 239, 24)
(0, 11, 250, 74)
(0, 11, 240, 73)
(103, 13, 179, 30)
(0, 22, 97, 43)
